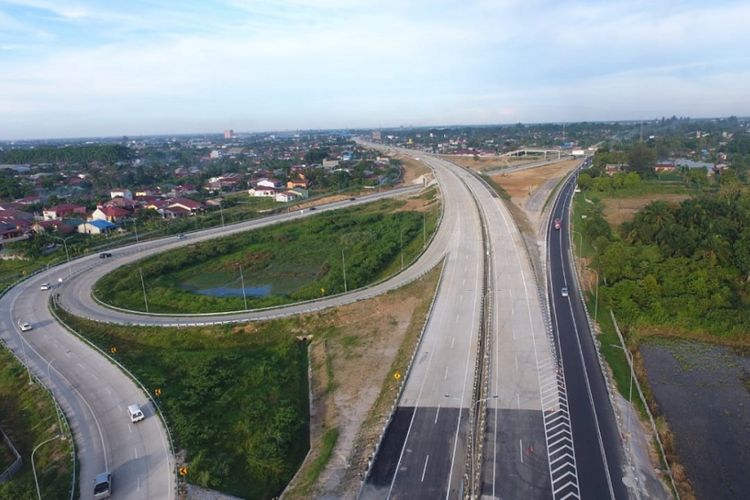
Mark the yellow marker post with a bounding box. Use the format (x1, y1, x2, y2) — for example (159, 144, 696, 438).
(110, 346, 117, 354)
(154, 388, 162, 397)
(393, 371, 401, 381)
(179, 466, 188, 476)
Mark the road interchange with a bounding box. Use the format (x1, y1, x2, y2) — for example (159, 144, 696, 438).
(2, 148, 632, 500)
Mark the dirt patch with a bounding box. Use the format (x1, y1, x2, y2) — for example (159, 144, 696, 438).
(396, 155, 431, 185)
(284, 265, 442, 499)
(602, 195, 690, 227)
(488, 159, 580, 237)
(443, 155, 532, 172)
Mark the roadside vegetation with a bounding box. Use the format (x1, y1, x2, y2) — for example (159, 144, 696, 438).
(55, 307, 309, 499)
(95, 197, 439, 313)
(55, 263, 442, 499)
(0, 345, 74, 500)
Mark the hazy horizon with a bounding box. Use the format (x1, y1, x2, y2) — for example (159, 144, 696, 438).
(2, 0, 749, 140)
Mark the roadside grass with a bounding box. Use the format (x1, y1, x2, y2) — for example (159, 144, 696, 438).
(295, 427, 339, 496)
(95, 197, 440, 314)
(55, 307, 309, 500)
(55, 263, 443, 499)
(0, 345, 73, 500)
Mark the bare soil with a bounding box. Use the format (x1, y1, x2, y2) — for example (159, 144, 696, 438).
(397, 155, 432, 185)
(602, 194, 690, 227)
(489, 159, 580, 234)
(284, 265, 442, 499)
(442, 155, 532, 172)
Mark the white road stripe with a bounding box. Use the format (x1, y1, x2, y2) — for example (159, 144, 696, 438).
(421, 455, 430, 482)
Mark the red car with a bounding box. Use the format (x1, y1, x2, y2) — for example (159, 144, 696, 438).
(553, 218, 562, 230)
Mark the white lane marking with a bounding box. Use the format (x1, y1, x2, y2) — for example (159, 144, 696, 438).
(134, 447, 139, 459)
(515, 355, 518, 373)
(455, 313, 460, 322)
(421, 454, 430, 482)
(444, 366, 449, 380)
(435, 405, 441, 424)
(520, 439, 524, 463)
(128, 424, 133, 433)
(517, 394, 520, 409)
(450, 337, 455, 348)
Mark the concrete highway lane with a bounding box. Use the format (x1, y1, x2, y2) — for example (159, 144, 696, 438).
(361, 156, 484, 499)
(1, 272, 174, 500)
(547, 173, 628, 500)
(461, 170, 556, 499)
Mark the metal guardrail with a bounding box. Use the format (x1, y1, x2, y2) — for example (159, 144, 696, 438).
(48, 300, 179, 500)
(0, 426, 22, 483)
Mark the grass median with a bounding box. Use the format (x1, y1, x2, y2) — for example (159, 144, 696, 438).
(95, 196, 439, 313)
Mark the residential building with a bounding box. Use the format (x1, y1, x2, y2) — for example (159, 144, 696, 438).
(43, 203, 87, 221)
(92, 205, 131, 223)
(110, 188, 133, 200)
(78, 219, 117, 235)
(167, 197, 203, 214)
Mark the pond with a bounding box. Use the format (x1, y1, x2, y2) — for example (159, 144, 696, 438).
(195, 284, 273, 297)
(640, 338, 750, 500)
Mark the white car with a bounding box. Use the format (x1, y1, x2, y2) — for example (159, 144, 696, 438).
(561, 287, 569, 297)
(128, 404, 145, 423)
(40, 282, 51, 290)
(19, 322, 33, 332)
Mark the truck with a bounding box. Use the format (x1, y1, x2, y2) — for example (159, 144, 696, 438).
(553, 218, 562, 230)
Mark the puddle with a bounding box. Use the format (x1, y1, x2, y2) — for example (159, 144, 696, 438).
(196, 285, 272, 297)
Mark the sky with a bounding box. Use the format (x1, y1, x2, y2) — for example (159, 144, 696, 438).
(1, 0, 749, 139)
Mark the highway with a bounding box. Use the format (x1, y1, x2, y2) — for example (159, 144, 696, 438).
(2, 145, 631, 500)
(0, 273, 174, 500)
(547, 170, 628, 499)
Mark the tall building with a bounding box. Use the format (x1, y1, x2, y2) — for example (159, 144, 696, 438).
(223, 129, 234, 139)
(371, 130, 381, 141)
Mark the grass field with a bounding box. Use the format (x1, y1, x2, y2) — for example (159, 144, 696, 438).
(55, 307, 309, 499)
(0, 345, 74, 500)
(95, 196, 440, 313)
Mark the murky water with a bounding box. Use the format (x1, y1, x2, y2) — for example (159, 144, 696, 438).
(196, 284, 272, 297)
(640, 338, 750, 500)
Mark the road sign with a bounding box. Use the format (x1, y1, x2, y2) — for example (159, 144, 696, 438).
(393, 371, 401, 381)
(154, 387, 162, 397)
(110, 346, 117, 354)
(179, 466, 188, 476)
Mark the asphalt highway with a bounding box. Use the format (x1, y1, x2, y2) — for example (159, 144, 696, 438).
(547, 172, 629, 499)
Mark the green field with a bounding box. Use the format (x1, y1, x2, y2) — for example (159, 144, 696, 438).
(0, 345, 74, 500)
(95, 197, 440, 313)
(55, 307, 309, 499)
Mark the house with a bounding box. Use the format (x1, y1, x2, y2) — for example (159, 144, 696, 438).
(43, 203, 87, 221)
(207, 173, 244, 191)
(134, 188, 155, 197)
(105, 197, 137, 210)
(110, 188, 133, 200)
(248, 186, 277, 197)
(654, 162, 676, 173)
(78, 219, 117, 235)
(167, 197, 203, 214)
(286, 178, 308, 189)
(92, 205, 131, 223)
(275, 191, 299, 203)
(256, 178, 283, 189)
(322, 159, 340, 169)
(32, 219, 76, 234)
(288, 187, 309, 199)
(15, 195, 42, 206)
(604, 164, 624, 176)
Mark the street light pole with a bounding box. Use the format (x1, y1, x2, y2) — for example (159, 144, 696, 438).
(51, 235, 73, 278)
(423, 212, 427, 249)
(341, 248, 347, 293)
(591, 268, 599, 322)
(138, 267, 149, 312)
(400, 228, 404, 270)
(219, 201, 225, 228)
(238, 264, 248, 310)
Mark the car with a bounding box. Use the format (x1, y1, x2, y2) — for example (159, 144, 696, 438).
(93, 472, 112, 499)
(561, 287, 569, 297)
(128, 404, 145, 423)
(349, 197, 356, 201)
(40, 282, 51, 290)
(19, 322, 32, 332)
(309, 206, 317, 211)
(553, 218, 562, 230)
(177, 233, 186, 240)
(99, 252, 112, 259)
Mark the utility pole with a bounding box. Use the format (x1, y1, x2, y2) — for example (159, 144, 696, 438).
(138, 267, 149, 312)
(341, 248, 347, 292)
(423, 213, 427, 249)
(238, 264, 247, 310)
(400, 229, 404, 270)
(219, 201, 225, 228)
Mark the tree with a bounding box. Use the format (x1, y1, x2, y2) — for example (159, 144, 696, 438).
(626, 143, 656, 178)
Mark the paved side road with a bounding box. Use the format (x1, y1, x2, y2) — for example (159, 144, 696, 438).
(1, 276, 174, 500)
